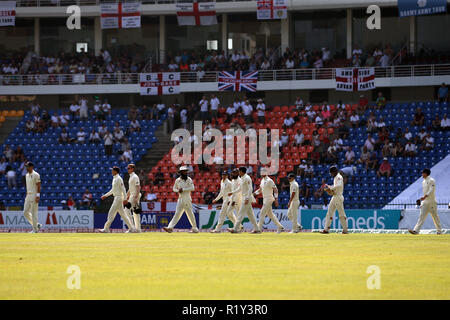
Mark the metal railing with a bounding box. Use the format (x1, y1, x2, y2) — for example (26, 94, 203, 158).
(1, 64, 449, 86)
(16, 0, 249, 7)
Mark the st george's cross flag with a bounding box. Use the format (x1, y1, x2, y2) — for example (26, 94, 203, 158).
(218, 71, 258, 92)
(176, 1, 217, 26)
(140, 73, 181, 96)
(0, 1, 16, 26)
(335, 68, 376, 92)
(101, 1, 141, 29)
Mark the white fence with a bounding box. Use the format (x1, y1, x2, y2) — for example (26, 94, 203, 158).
(1, 64, 449, 86)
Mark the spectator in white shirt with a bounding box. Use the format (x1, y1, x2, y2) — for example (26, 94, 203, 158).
(50, 114, 59, 128)
(294, 130, 304, 146)
(89, 129, 101, 143)
(283, 115, 294, 128)
(294, 97, 304, 110)
(322, 47, 331, 62)
(121, 148, 133, 163)
(260, 59, 271, 70)
(285, 57, 294, 69)
(104, 130, 113, 155)
(77, 128, 86, 143)
(440, 114, 450, 131)
(180, 108, 188, 129)
(344, 147, 355, 165)
(242, 101, 253, 123)
(364, 134, 376, 152)
(313, 57, 323, 69)
(130, 119, 141, 133)
(280, 131, 289, 149)
(69, 101, 80, 119)
(256, 99, 265, 124)
(79, 96, 89, 120)
(350, 113, 360, 128)
(199, 96, 209, 122)
(6, 166, 17, 189)
(422, 133, 434, 151)
(113, 127, 125, 142)
(404, 128, 413, 141)
(404, 141, 417, 157)
(102, 100, 111, 116)
(210, 94, 220, 119)
(231, 51, 241, 62)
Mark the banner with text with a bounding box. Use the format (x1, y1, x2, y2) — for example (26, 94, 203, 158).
(140, 73, 181, 95)
(101, 2, 141, 29)
(176, 2, 217, 26)
(398, 0, 447, 17)
(0, 211, 94, 229)
(336, 68, 375, 92)
(0, 1, 16, 27)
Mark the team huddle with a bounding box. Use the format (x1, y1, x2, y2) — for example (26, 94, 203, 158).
(22, 162, 442, 234)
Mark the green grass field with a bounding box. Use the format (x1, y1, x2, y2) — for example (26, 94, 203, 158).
(0, 232, 449, 300)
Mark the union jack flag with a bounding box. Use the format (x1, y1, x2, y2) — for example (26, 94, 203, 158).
(218, 71, 258, 92)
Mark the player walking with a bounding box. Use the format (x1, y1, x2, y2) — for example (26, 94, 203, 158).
(210, 171, 236, 233)
(224, 168, 243, 231)
(99, 166, 137, 233)
(163, 166, 199, 233)
(23, 162, 42, 233)
(124, 164, 142, 233)
(287, 173, 301, 233)
(228, 167, 261, 234)
(409, 168, 442, 235)
(254, 171, 284, 233)
(320, 166, 348, 234)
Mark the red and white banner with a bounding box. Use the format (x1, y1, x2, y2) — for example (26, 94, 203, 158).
(140, 73, 180, 96)
(335, 68, 376, 92)
(257, 0, 288, 20)
(101, 1, 141, 29)
(0, 1, 16, 27)
(176, 2, 217, 26)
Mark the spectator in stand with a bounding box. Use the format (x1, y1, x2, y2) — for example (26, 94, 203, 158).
(294, 97, 304, 110)
(79, 96, 89, 120)
(411, 107, 425, 126)
(13, 146, 24, 163)
(365, 53, 376, 67)
(76, 127, 86, 144)
(299, 181, 311, 199)
(358, 146, 374, 170)
(285, 56, 295, 69)
(113, 126, 125, 143)
(256, 98, 266, 123)
(93, 100, 105, 120)
(294, 129, 305, 146)
(437, 82, 448, 102)
(364, 134, 376, 152)
(59, 111, 70, 127)
(25, 120, 36, 132)
(50, 113, 59, 128)
(283, 114, 295, 128)
(422, 133, 434, 151)
(120, 148, 133, 163)
(6, 165, 17, 189)
(0, 157, 7, 176)
(279, 131, 289, 151)
(299, 200, 309, 210)
(199, 96, 209, 122)
(129, 118, 141, 133)
(102, 99, 111, 116)
(377, 158, 392, 178)
(375, 92, 386, 110)
(326, 143, 339, 164)
(3, 145, 14, 163)
(304, 162, 314, 179)
(89, 129, 101, 143)
(440, 114, 450, 131)
(154, 167, 164, 186)
(313, 56, 323, 69)
(404, 141, 417, 157)
(103, 130, 113, 156)
(210, 94, 220, 119)
(69, 100, 80, 119)
(344, 146, 355, 165)
(242, 100, 253, 124)
(350, 112, 360, 128)
(392, 141, 403, 157)
(82, 189, 93, 208)
(58, 128, 71, 144)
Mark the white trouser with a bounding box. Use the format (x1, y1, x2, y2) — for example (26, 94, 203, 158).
(168, 198, 198, 229)
(104, 196, 135, 231)
(23, 195, 38, 231)
(414, 200, 442, 233)
(125, 194, 141, 231)
(324, 195, 348, 231)
(258, 198, 283, 229)
(287, 200, 300, 230)
(233, 200, 260, 231)
(214, 199, 236, 230)
(225, 198, 242, 229)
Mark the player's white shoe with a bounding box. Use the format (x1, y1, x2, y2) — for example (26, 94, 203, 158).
(189, 228, 199, 233)
(250, 229, 262, 234)
(29, 229, 38, 233)
(277, 226, 285, 234)
(210, 229, 220, 233)
(98, 228, 109, 233)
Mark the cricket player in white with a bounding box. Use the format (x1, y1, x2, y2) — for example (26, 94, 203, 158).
(228, 167, 261, 234)
(163, 166, 199, 233)
(210, 171, 236, 233)
(287, 173, 301, 233)
(124, 163, 142, 232)
(409, 168, 442, 235)
(225, 168, 244, 231)
(100, 166, 136, 233)
(254, 171, 284, 233)
(23, 162, 42, 233)
(321, 166, 348, 234)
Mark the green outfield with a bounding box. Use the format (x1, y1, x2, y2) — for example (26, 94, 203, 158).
(0, 232, 449, 300)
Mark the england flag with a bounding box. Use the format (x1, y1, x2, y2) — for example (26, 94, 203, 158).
(218, 71, 258, 92)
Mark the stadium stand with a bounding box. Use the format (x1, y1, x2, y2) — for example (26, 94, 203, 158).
(144, 100, 450, 209)
(0, 108, 165, 207)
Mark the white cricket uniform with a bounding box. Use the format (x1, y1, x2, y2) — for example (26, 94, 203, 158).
(255, 176, 283, 230)
(231, 174, 260, 232)
(213, 178, 236, 231)
(23, 170, 40, 231)
(225, 176, 242, 229)
(287, 180, 300, 231)
(413, 176, 442, 233)
(126, 172, 142, 231)
(168, 177, 198, 230)
(324, 173, 348, 231)
(103, 174, 135, 231)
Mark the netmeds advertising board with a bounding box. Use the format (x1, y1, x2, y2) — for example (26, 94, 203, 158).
(199, 209, 401, 230)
